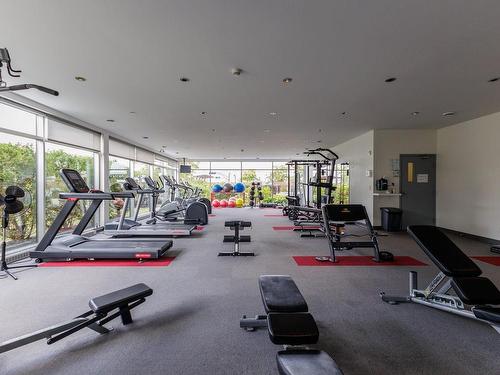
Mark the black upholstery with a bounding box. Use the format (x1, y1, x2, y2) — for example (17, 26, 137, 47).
(225, 220, 251, 228)
(277, 350, 343, 375)
(267, 313, 319, 345)
(259, 275, 308, 313)
(322, 204, 367, 222)
(473, 306, 500, 324)
(89, 283, 153, 314)
(451, 277, 500, 305)
(407, 226, 482, 277)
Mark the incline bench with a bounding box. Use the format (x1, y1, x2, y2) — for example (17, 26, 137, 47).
(0, 283, 153, 353)
(242, 275, 343, 374)
(381, 225, 500, 333)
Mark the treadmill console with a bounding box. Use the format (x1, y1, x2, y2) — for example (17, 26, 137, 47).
(125, 177, 141, 190)
(144, 176, 157, 189)
(60, 169, 90, 193)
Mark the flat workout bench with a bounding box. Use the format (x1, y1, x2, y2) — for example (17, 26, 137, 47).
(242, 275, 343, 374)
(381, 225, 500, 333)
(0, 283, 152, 353)
(240, 275, 308, 330)
(219, 220, 254, 256)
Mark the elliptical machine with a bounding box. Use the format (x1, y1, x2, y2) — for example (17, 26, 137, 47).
(147, 176, 208, 225)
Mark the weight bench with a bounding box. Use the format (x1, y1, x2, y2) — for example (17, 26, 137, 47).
(240, 275, 308, 330)
(242, 275, 343, 374)
(381, 225, 500, 333)
(317, 204, 393, 263)
(269, 313, 343, 375)
(0, 283, 153, 353)
(219, 220, 254, 256)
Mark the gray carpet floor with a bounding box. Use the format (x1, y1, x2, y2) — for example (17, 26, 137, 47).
(1, 207, 499, 375)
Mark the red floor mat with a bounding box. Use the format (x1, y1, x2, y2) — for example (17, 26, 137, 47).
(472, 256, 500, 266)
(196, 226, 205, 230)
(209, 214, 216, 217)
(273, 226, 321, 231)
(39, 256, 175, 267)
(293, 255, 427, 266)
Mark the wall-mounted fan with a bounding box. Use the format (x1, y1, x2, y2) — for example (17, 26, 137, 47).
(0, 186, 37, 280)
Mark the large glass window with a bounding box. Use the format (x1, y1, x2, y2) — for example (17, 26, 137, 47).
(0, 103, 38, 135)
(0, 132, 37, 248)
(109, 156, 132, 220)
(133, 162, 152, 217)
(45, 143, 97, 232)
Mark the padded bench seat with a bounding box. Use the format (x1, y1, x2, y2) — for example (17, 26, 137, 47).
(268, 312, 318, 345)
(451, 277, 500, 305)
(224, 220, 251, 228)
(89, 283, 153, 314)
(473, 306, 500, 324)
(259, 275, 308, 313)
(277, 350, 343, 375)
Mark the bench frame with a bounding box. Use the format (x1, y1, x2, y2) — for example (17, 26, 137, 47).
(381, 270, 500, 334)
(219, 221, 254, 257)
(0, 287, 149, 354)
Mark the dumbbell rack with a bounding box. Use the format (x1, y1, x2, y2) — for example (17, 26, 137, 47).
(218, 221, 254, 256)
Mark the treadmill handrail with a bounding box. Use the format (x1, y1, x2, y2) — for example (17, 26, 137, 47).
(59, 192, 114, 200)
(112, 192, 135, 199)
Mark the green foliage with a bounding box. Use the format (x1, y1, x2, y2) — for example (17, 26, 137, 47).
(0, 142, 36, 242)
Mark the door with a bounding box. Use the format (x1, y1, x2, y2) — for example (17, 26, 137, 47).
(400, 154, 436, 228)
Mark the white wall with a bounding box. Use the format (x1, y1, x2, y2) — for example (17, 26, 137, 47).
(333, 130, 375, 221)
(437, 112, 500, 240)
(372, 129, 437, 225)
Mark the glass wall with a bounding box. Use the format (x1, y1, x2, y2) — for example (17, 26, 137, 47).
(45, 143, 97, 232)
(0, 133, 37, 247)
(185, 161, 289, 204)
(109, 156, 132, 220)
(0, 99, 177, 254)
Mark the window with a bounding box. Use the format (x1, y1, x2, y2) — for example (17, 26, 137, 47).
(0, 102, 38, 135)
(45, 143, 97, 232)
(133, 162, 152, 217)
(109, 156, 132, 220)
(0, 132, 37, 248)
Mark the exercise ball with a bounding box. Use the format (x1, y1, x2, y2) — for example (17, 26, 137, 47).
(220, 199, 228, 208)
(223, 183, 233, 193)
(212, 199, 220, 208)
(233, 182, 245, 193)
(212, 184, 223, 193)
(228, 200, 236, 208)
(235, 198, 243, 207)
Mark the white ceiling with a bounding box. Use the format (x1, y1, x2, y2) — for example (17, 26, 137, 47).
(2, 0, 500, 159)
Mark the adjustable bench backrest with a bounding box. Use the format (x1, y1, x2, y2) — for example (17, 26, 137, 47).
(259, 275, 308, 313)
(407, 225, 482, 277)
(322, 204, 370, 223)
(225, 220, 251, 229)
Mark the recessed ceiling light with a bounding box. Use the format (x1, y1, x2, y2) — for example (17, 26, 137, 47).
(75, 76, 86, 82)
(264, 129, 271, 133)
(488, 77, 500, 82)
(296, 153, 300, 156)
(176, 152, 179, 154)
(240, 149, 245, 152)
(317, 140, 322, 143)
(442, 111, 456, 116)
(411, 111, 420, 116)
(211, 129, 216, 132)
(231, 68, 242, 76)
(282, 77, 293, 84)
(385, 77, 397, 83)
(180, 77, 190, 82)
(201, 111, 207, 115)
(341, 111, 347, 115)
(143, 136, 149, 139)
(129, 111, 136, 114)
(269, 112, 277, 116)
(106, 119, 115, 123)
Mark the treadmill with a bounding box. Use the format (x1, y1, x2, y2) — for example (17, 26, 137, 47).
(30, 169, 173, 262)
(103, 177, 196, 237)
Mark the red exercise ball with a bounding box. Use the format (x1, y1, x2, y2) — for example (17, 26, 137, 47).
(212, 199, 220, 208)
(220, 199, 228, 208)
(228, 200, 236, 208)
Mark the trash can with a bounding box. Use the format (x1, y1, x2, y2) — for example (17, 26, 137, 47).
(380, 207, 402, 232)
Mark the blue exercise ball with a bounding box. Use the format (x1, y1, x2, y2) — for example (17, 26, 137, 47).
(212, 184, 223, 193)
(233, 182, 245, 193)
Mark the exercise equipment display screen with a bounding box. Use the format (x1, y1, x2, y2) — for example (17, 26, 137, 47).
(61, 169, 89, 193)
